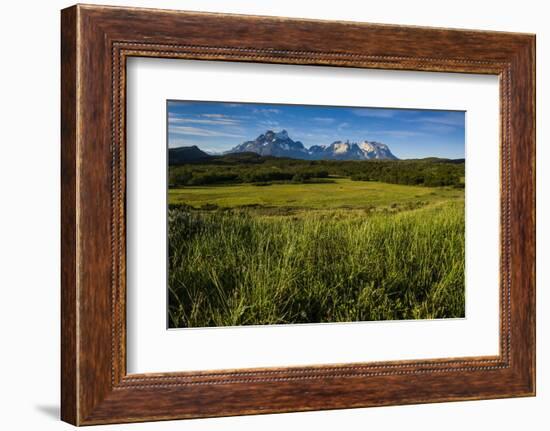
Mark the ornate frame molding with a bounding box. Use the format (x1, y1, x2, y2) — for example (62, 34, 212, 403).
(61, 5, 535, 425)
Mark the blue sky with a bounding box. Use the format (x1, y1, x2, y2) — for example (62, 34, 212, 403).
(167, 100, 465, 159)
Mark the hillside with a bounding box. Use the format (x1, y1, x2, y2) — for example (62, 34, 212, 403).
(168, 145, 211, 164)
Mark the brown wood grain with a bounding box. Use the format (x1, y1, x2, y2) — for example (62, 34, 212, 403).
(60, 5, 78, 425)
(61, 4, 536, 425)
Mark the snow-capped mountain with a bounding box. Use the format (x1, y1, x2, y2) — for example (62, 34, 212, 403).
(357, 141, 398, 160)
(227, 130, 398, 160)
(226, 130, 309, 159)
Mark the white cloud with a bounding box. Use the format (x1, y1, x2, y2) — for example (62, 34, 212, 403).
(170, 126, 245, 138)
(168, 138, 194, 148)
(169, 113, 242, 126)
(337, 122, 350, 130)
(258, 120, 281, 129)
(201, 113, 231, 119)
(170, 118, 241, 126)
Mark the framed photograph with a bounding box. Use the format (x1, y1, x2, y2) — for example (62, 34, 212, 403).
(61, 4, 535, 425)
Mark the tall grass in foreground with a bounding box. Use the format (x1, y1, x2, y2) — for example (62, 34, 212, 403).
(168, 202, 465, 328)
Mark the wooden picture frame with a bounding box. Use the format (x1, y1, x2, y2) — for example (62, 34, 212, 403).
(61, 4, 535, 425)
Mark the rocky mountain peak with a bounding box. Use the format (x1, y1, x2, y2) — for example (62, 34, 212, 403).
(227, 130, 398, 161)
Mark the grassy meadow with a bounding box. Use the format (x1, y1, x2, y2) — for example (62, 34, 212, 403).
(168, 164, 465, 328)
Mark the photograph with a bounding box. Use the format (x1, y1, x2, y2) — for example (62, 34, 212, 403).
(167, 100, 466, 328)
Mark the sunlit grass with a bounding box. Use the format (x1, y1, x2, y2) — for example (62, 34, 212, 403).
(168, 198, 465, 328)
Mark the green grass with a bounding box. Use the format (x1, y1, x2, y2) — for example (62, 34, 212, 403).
(169, 178, 463, 210)
(168, 179, 465, 328)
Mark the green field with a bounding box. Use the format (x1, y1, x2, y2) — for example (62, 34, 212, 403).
(168, 176, 465, 328)
(169, 178, 463, 209)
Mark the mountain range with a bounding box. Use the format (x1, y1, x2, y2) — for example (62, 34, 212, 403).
(226, 130, 398, 161)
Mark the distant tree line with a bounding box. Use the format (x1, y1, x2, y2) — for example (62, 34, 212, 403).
(168, 153, 464, 188)
(349, 162, 463, 187)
